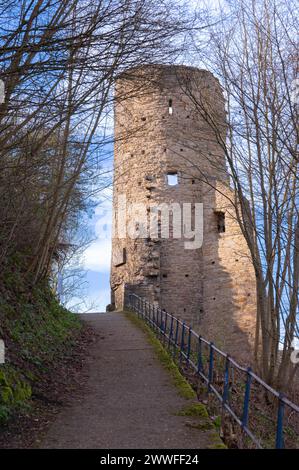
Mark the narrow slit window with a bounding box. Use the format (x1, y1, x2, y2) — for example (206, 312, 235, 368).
(167, 172, 178, 186)
(216, 211, 225, 233)
(168, 99, 173, 115)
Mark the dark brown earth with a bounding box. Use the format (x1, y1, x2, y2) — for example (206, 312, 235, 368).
(37, 312, 214, 449)
(0, 321, 95, 449)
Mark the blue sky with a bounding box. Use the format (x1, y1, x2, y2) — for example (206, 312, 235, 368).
(63, 172, 113, 313)
(79, 191, 113, 312)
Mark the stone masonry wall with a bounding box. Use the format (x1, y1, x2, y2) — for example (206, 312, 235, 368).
(110, 64, 257, 363)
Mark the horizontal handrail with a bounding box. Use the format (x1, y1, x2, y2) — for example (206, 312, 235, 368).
(126, 292, 299, 449)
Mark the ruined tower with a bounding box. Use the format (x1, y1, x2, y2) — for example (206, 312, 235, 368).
(110, 65, 257, 362)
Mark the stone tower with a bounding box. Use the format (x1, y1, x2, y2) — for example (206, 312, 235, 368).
(110, 65, 257, 362)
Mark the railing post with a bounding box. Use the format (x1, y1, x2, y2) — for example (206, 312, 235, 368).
(241, 367, 252, 428)
(222, 355, 230, 405)
(157, 308, 161, 336)
(173, 318, 179, 357)
(186, 328, 192, 366)
(160, 309, 164, 339)
(168, 314, 174, 349)
(158, 307, 162, 339)
(208, 342, 214, 392)
(163, 312, 168, 344)
(275, 394, 285, 449)
(179, 321, 186, 362)
(197, 336, 203, 373)
(158, 308, 161, 334)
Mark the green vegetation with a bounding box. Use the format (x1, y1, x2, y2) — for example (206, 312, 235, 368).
(177, 402, 210, 418)
(0, 366, 32, 423)
(0, 259, 81, 424)
(178, 403, 226, 447)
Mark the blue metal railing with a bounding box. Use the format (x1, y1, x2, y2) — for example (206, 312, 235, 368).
(127, 293, 299, 449)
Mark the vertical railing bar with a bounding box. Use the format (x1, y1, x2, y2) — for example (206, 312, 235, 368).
(152, 303, 155, 327)
(168, 314, 174, 349)
(173, 318, 179, 358)
(197, 336, 203, 373)
(186, 327, 192, 366)
(222, 355, 230, 405)
(275, 394, 285, 449)
(164, 311, 167, 344)
(208, 342, 214, 393)
(241, 367, 252, 428)
(179, 321, 185, 363)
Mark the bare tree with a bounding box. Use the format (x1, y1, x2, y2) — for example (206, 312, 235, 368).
(0, 0, 194, 289)
(181, 0, 298, 389)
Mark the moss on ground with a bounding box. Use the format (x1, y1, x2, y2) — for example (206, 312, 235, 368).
(179, 403, 226, 447)
(0, 366, 32, 422)
(0, 260, 82, 424)
(177, 402, 209, 418)
(125, 310, 226, 449)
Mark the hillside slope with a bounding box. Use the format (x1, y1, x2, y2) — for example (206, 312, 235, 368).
(0, 256, 82, 425)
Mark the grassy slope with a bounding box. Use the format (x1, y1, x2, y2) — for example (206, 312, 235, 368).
(0, 258, 81, 424)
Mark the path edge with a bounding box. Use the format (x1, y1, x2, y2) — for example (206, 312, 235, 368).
(123, 309, 226, 449)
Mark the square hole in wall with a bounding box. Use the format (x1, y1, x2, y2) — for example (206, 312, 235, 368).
(167, 172, 178, 186)
(215, 211, 225, 233)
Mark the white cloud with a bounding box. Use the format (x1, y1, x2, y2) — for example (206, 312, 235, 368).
(82, 237, 111, 272)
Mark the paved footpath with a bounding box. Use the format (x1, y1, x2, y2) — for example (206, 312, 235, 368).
(39, 312, 216, 449)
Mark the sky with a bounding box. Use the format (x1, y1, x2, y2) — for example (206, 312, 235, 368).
(77, 191, 113, 312)
(62, 166, 113, 313)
